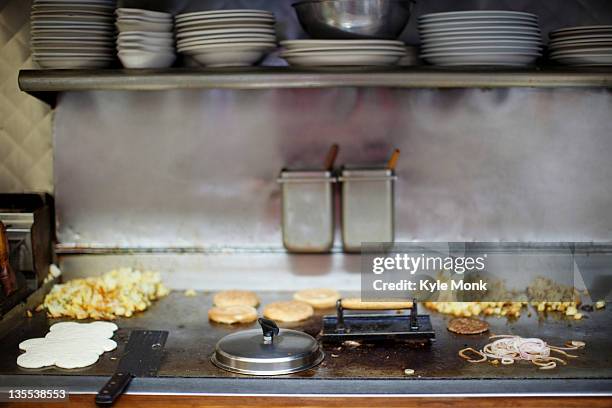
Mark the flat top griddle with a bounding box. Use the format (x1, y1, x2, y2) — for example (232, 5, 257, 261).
(0, 291, 610, 383)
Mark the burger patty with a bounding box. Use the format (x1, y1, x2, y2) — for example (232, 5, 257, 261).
(447, 317, 490, 335)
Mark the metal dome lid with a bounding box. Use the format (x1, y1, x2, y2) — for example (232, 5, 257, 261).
(211, 318, 324, 376)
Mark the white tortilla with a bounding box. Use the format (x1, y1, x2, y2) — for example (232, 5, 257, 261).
(17, 321, 118, 370)
(19, 338, 47, 351)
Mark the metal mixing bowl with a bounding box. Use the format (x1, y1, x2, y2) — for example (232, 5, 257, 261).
(292, 0, 415, 40)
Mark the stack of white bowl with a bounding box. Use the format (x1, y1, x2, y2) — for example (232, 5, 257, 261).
(31, 0, 116, 69)
(115, 8, 175, 68)
(175, 9, 276, 67)
(280, 40, 407, 66)
(418, 10, 544, 67)
(549, 25, 612, 66)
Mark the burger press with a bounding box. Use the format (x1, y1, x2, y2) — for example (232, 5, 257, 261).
(211, 318, 324, 375)
(321, 299, 435, 342)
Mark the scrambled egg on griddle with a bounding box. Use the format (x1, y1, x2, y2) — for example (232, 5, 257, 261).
(40, 268, 170, 320)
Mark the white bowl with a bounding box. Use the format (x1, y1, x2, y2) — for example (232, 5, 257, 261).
(118, 31, 174, 39)
(116, 8, 172, 20)
(117, 43, 175, 53)
(118, 50, 176, 68)
(117, 36, 174, 47)
(116, 18, 173, 33)
(181, 43, 274, 67)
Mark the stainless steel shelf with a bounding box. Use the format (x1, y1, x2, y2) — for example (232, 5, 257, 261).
(18, 66, 612, 105)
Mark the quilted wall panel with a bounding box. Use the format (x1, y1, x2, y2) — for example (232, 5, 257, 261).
(0, 0, 52, 193)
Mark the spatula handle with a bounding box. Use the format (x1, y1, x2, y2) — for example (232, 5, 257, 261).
(95, 371, 133, 405)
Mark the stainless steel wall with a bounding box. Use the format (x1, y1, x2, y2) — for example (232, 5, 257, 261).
(54, 87, 612, 248)
(47, 0, 612, 253)
(0, 0, 52, 193)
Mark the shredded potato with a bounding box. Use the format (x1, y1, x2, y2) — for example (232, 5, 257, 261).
(40, 268, 169, 320)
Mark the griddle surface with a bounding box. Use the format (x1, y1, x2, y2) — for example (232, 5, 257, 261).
(1, 291, 611, 380)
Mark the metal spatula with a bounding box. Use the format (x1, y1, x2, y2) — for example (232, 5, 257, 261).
(95, 330, 168, 406)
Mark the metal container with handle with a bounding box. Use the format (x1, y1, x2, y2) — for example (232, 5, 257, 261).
(339, 166, 397, 252)
(278, 169, 336, 253)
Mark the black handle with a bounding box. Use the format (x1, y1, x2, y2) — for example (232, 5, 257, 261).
(258, 317, 279, 340)
(95, 371, 133, 406)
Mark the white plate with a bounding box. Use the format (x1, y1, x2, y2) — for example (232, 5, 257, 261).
(32, 4, 114, 12)
(175, 9, 273, 19)
(280, 39, 404, 49)
(422, 39, 541, 48)
(33, 43, 114, 51)
(419, 20, 539, 30)
(550, 25, 612, 35)
(280, 45, 406, 54)
(31, 9, 112, 17)
(178, 35, 275, 47)
(421, 52, 539, 64)
(118, 50, 175, 68)
(550, 47, 612, 57)
(34, 58, 113, 69)
(32, 20, 112, 27)
(178, 33, 274, 42)
(421, 45, 542, 54)
(550, 29, 612, 39)
(176, 26, 275, 38)
(550, 43, 612, 52)
(179, 42, 275, 53)
(422, 53, 539, 66)
(420, 25, 540, 35)
(549, 36, 612, 46)
(116, 20, 173, 33)
(175, 13, 274, 23)
(419, 11, 537, 21)
(34, 0, 115, 4)
(33, 50, 115, 57)
(175, 17, 274, 29)
(419, 15, 538, 24)
(32, 14, 113, 21)
(551, 54, 612, 65)
(30, 28, 115, 40)
(184, 45, 273, 67)
(32, 37, 113, 43)
(282, 51, 402, 66)
(116, 8, 172, 20)
(420, 30, 541, 41)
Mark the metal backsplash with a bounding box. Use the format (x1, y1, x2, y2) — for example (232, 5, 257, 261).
(54, 87, 612, 248)
(51, 0, 612, 250)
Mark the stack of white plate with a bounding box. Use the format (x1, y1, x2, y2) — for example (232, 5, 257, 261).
(280, 40, 406, 66)
(549, 26, 612, 66)
(418, 11, 543, 66)
(31, 0, 116, 69)
(116, 8, 175, 68)
(175, 9, 276, 67)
